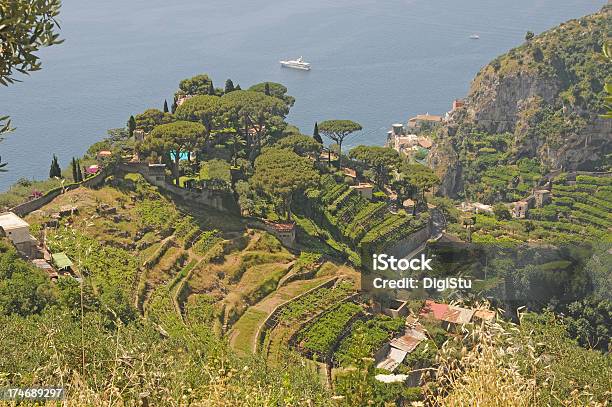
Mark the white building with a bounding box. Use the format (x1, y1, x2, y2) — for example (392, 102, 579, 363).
(0, 212, 39, 257)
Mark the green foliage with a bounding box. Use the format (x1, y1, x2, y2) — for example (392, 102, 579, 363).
(274, 134, 323, 157)
(296, 302, 362, 357)
(0, 308, 331, 405)
(48, 154, 61, 178)
(174, 94, 222, 135)
(334, 357, 423, 405)
(146, 120, 205, 184)
(248, 82, 295, 107)
(398, 163, 439, 201)
(251, 148, 319, 220)
(135, 198, 177, 230)
(0, 240, 56, 316)
(177, 74, 214, 96)
(47, 227, 138, 299)
(224, 78, 235, 94)
(318, 120, 362, 167)
(493, 203, 512, 220)
(334, 315, 404, 367)
(313, 122, 323, 144)
(134, 108, 174, 133)
(0, 0, 63, 86)
(564, 297, 611, 352)
(192, 230, 222, 256)
(515, 312, 612, 405)
(276, 281, 354, 324)
(349, 145, 401, 188)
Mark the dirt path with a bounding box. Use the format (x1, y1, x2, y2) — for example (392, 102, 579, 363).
(228, 276, 328, 355)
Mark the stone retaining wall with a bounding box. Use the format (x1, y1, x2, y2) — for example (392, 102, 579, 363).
(11, 170, 108, 217)
(118, 162, 237, 213)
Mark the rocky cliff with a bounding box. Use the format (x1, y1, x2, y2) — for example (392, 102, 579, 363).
(432, 5, 612, 197)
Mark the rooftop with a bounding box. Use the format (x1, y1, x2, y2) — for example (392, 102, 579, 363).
(418, 138, 433, 149)
(52, 252, 73, 270)
(0, 212, 29, 230)
(351, 183, 373, 189)
(420, 299, 475, 325)
(409, 114, 443, 122)
(264, 220, 295, 232)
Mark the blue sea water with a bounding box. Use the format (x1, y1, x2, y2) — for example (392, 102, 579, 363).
(0, 0, 605, 191)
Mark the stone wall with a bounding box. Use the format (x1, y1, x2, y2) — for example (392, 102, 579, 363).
(118, 162, 237, 213)
(384, 221, 431, 259)
(255, 277, 339, 353)
(11, 170, 108, 217)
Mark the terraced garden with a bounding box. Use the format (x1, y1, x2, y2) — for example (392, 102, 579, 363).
(261, 277, 357, 362)
(459, 175, 612, 244)
(294, 301, 364, 360)
(301, 174, 430, 264)
(333, 315, 404, 368)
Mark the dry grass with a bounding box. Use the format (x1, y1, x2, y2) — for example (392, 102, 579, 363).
(424, 316, 610, 407)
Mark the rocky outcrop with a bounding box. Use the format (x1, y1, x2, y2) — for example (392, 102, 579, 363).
(430, 5, 612, 197)
(466, 72, 559, 134)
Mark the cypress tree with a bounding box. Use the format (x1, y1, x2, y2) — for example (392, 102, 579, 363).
(224, 79, 235, 94)
(70, 157, 76, 181)
(76, 159, 83, 181)
(128, 115, 136, 137)
(163, 99, 169, 113)
(71, 157, 78, 181)
(208, 81, 214, 95)
(171, 100, 177, 114)
(264, 82, 270, 96)
(235, 84, 241, 90)
(313, 122, 323, 144)
(49, 155, 61, 178)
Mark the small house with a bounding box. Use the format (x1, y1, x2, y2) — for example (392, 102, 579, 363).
(375, 316, 427, 372)
(420, 300, 475, 331)
(402, 199, 416, 213)
(451, 99, 465, 111)
(534, 190, 552, 208)
(417, 138, 433, 149)
(380, 299, 409, 318)
(512, 195, 535, 218)
(350, 183, 373, 200)
(407, 113, 443, 130)
(97, 150, 113, 159)
(148, 163, 166, 185)
(342, 167, 358, 179)
(0, 212, 39, 257)
(264, 221, 296, 246)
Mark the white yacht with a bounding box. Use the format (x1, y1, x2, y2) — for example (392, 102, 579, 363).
(469, 34, 480, 39)
(280, 56, 311, 70)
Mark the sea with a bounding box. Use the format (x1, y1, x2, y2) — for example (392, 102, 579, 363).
(0, 0, 605, 191)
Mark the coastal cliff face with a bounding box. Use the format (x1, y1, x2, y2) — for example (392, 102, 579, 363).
(432, 5, 612, 197)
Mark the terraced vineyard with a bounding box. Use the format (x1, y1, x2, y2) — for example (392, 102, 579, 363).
(333, 315, 404, 368)
(294, 301, 363, 360)
(461, 175, 612, 244)
(547, 175, 612, 230)
(302, 174, 430, 264)
(262, 278, 357, 363)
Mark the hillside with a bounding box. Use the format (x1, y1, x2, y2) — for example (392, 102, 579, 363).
(431, 5, 611, 197)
